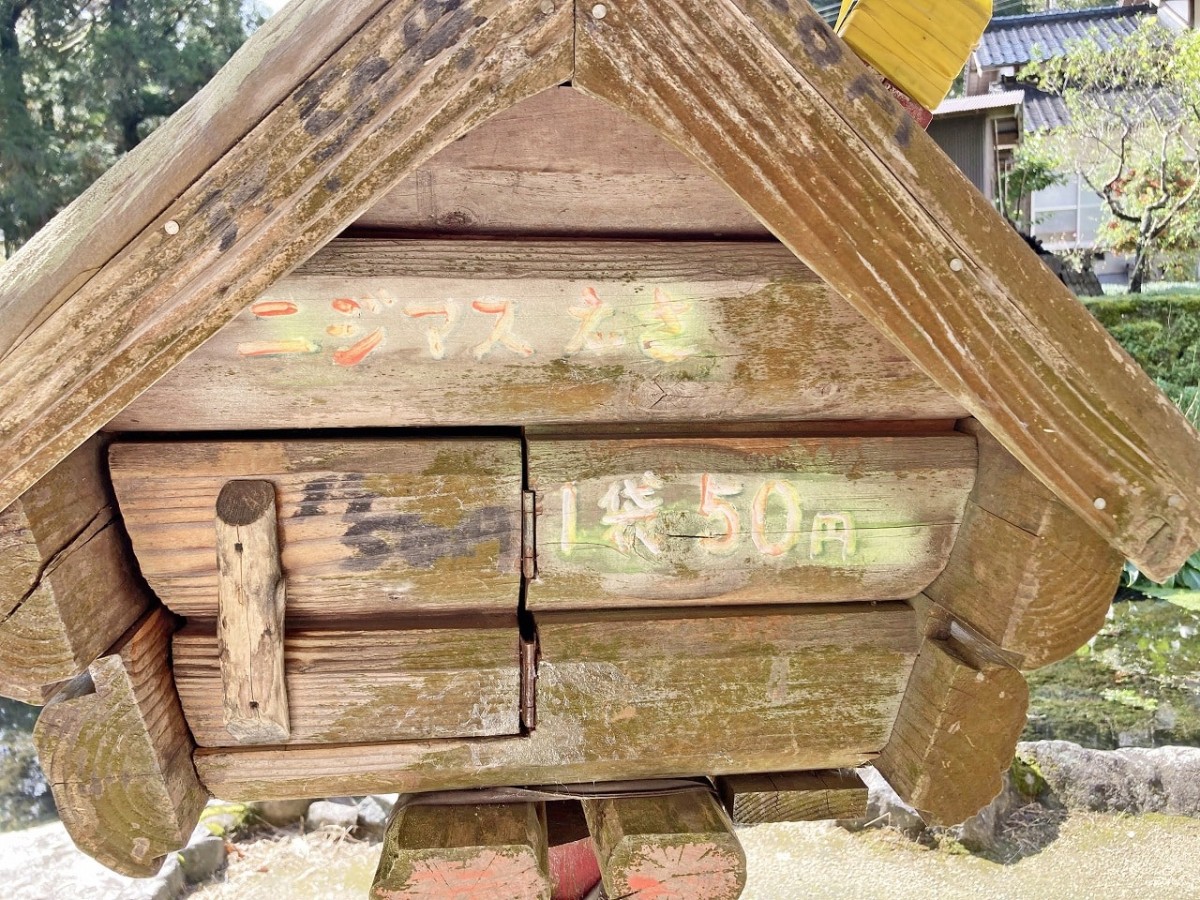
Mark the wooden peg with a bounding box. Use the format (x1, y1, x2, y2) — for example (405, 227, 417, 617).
(215, 479, 289, 743)
(372, 801, 552, 899)
(34, 607, 207, 877)
(717, 770, 868, 825)
(582, 790, 747, 900)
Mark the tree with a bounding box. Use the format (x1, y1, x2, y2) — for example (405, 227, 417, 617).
(0, 1, 263, 255)
(1021, 20, 1200, 292)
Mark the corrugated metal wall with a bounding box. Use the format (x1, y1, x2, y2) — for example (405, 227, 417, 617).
(928, 116, 986, 193)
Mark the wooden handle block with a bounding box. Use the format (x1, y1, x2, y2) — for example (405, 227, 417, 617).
(216, 479, 289, 743)
(582, 791, 747, 900)
(33, 607, 207, 877)
(926, 420, 1123, 669)
(372, 801, 551, 900)
(717, 770, 867, 825)
(876, 634, 1028, 825)
(0, 436, 148, 702)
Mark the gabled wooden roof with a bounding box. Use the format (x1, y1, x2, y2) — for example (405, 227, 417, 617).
(0, 0, 1197, 579)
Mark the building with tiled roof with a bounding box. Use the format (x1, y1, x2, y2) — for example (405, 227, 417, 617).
(976, 4, 1149, 69)
(930, 1, 1196, 272)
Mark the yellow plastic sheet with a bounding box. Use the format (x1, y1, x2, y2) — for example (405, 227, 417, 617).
(836, 0, 992, 110)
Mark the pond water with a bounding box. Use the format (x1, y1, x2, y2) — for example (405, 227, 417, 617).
(0, 698, 55, 832)
(1026, 597, 1200, 748)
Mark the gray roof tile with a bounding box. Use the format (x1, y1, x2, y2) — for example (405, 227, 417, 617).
(978, 4, 1151, 68)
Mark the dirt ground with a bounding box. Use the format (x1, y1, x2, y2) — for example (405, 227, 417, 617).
(189, 813, 1200, 900)
(3, 812, 1199, 899)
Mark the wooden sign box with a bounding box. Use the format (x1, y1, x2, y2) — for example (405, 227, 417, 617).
(2, 4, 1195, 894)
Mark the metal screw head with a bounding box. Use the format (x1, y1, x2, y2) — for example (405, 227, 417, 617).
(1094, 497, 1107, 511)
(592, 3, 608, 19)
(949, 257, 964, 272)
(540, 0, 554, 12)
(164, 220, 180, 236)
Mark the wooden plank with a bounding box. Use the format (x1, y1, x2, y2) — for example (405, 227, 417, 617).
(372, 802, 551, 900)
(194, 602, 920, 800)
(109, 439, 523, 622)
(573, 0, 1200, 580)
(0, 0, 573, 517)
(527, 435, 976, 609)
(110, 239, 966, 432)
(876, 632, 1028, 825)
(0, 437, 149, 703)
(356, 86, 769, 236)
(173, 618, 521, 747)
(926, 420, 1124, 669)
(33, 608, 207, 877)
(215, 481, 290, 743)
(716, 770, 868, 825)
(583, 791, 746, 900)
(0, 0, 396, 356)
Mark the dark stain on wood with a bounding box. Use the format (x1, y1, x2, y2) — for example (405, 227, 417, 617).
(341, 503, 513, 571)
(351, 56, 391, 95)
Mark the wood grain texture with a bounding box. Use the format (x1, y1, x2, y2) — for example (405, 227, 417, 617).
(926, 420, 1124, 669)
(33, 608, 207, 877)
(372, 802, 551, 900)
(573, 0, 1200, 579)
(0, 0, 572, 518)
(194, 602, 920, 800)
(109, 439, 523, 622)
(583, 791, 746, 900)
(527, 435, 976, 609)
(215, 481, 290, 743)
(0, 436, 149, 703)
(174, 618, 521, 747)
(716, 770, 868, 825)
(0, 0, 395, 356)
(110, 239, 966, 432)
(876, 634, 1028, 825)
(356, 86, 768, 236)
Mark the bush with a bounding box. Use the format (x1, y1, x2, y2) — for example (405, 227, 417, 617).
(1084, 294, 1200, 396)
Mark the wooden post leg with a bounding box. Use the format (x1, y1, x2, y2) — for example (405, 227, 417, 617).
(717, 770, 868, 825)
(582, 791, 747, 900)
(33, 607, 207, 877)
(877, 631, 1028, 825)
(372, 801, 552, 899)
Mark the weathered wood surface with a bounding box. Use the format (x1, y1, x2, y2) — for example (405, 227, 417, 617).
(110, 239, 966, 432)
(0, 0, 395, 356)
(372, 802, 551, 900)
(876, 632, 1028, 825)
(33, 608, 207, 877)
(174, 617, 521, 747)
(109, 439, 523, 622)
(195, 602, 920, 799)
(215, 481, 290, 743)
(0, 0, 572, 517)
(357, 86, 767, 237)
(926, 421, 1124, 669)
(716, 770, 868, 825)
(583, 791, 746, 900)
(0, 436, 149, 703)
(527, 435, 976, 609)
(573, 0, 1200, 580)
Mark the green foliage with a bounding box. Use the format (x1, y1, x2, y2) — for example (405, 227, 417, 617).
(1021, 21, 1200, 292)
(1001, 139, 1064, 232)
(0, 0, 264, 254)
(1084, 294, 1200, 396)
